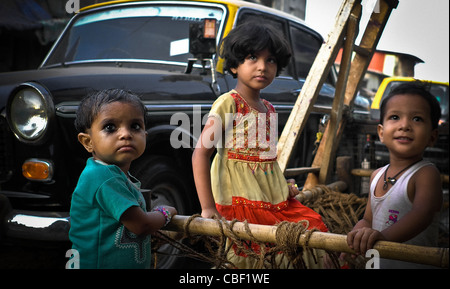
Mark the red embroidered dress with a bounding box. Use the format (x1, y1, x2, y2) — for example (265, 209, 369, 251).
(209, 91, 327, 268)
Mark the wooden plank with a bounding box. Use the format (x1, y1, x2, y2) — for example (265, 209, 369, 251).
(344, 0, 399, 107)
(305, 0, 399, 186)
(284, 166, 320, 177)
(276, 0, 359, 173)
(336, 156, 354, 192)
(303, 123, 330, 189)
(318, 2, 361, 184)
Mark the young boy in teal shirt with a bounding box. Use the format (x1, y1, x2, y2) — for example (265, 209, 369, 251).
(69, 89, 177, 269)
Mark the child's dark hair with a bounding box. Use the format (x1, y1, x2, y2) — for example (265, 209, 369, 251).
(75, 88, 147, 133)
(219, 21, 291, 78)
(380, 81, 441, 130)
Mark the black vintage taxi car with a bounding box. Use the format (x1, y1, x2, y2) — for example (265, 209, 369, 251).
(0, 0, 370, 267)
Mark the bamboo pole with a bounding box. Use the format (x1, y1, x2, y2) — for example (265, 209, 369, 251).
(164, 215, 449, 268)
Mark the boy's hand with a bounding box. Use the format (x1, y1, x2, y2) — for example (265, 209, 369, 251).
(347, 227, 385, 255)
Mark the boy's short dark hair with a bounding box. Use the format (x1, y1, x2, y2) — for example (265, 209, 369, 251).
(75, 88, 147, 133)
(380, 81, 442, 130)
(219, 21, 292, 78)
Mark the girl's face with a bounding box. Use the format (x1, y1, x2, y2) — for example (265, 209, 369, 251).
(231, 48, 277, 93)
(78, 101, 147, 173)
(377, 93, 438, 161)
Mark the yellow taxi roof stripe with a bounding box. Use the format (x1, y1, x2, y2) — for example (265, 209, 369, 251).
(371, 77, 449, 109)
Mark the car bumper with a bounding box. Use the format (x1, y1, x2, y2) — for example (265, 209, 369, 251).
(0, 194, 70, 242)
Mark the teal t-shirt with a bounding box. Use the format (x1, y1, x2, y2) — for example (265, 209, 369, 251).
(69, 158, 151, 269)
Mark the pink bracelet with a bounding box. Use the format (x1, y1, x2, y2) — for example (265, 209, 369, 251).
(152, 206, 172, 226)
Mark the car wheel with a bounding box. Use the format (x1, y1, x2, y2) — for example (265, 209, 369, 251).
(130, 155, 194, 269)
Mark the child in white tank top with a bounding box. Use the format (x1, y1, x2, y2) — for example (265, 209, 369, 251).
(344, 81, 443, 269)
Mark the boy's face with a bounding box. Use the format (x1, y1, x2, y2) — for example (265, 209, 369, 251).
(78, 101, 147, 173)
(377, 93, 438, 160)
(230, 48, 277, 92)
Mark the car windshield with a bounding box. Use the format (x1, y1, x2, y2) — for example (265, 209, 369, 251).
(42, 4, 225, 67)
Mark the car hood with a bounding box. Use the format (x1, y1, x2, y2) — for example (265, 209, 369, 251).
(0, 65, 213, 109)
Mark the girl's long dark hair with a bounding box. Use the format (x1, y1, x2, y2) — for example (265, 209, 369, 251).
(219, 21, 292, 78)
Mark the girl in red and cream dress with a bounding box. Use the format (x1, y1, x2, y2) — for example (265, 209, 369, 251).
(192, 22, 327, 268)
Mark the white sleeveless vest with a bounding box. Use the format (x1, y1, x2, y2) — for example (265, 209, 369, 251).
(370, 160, 440, 269)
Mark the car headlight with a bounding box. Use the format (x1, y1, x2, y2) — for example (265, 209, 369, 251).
(7, 82, 54, 144)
